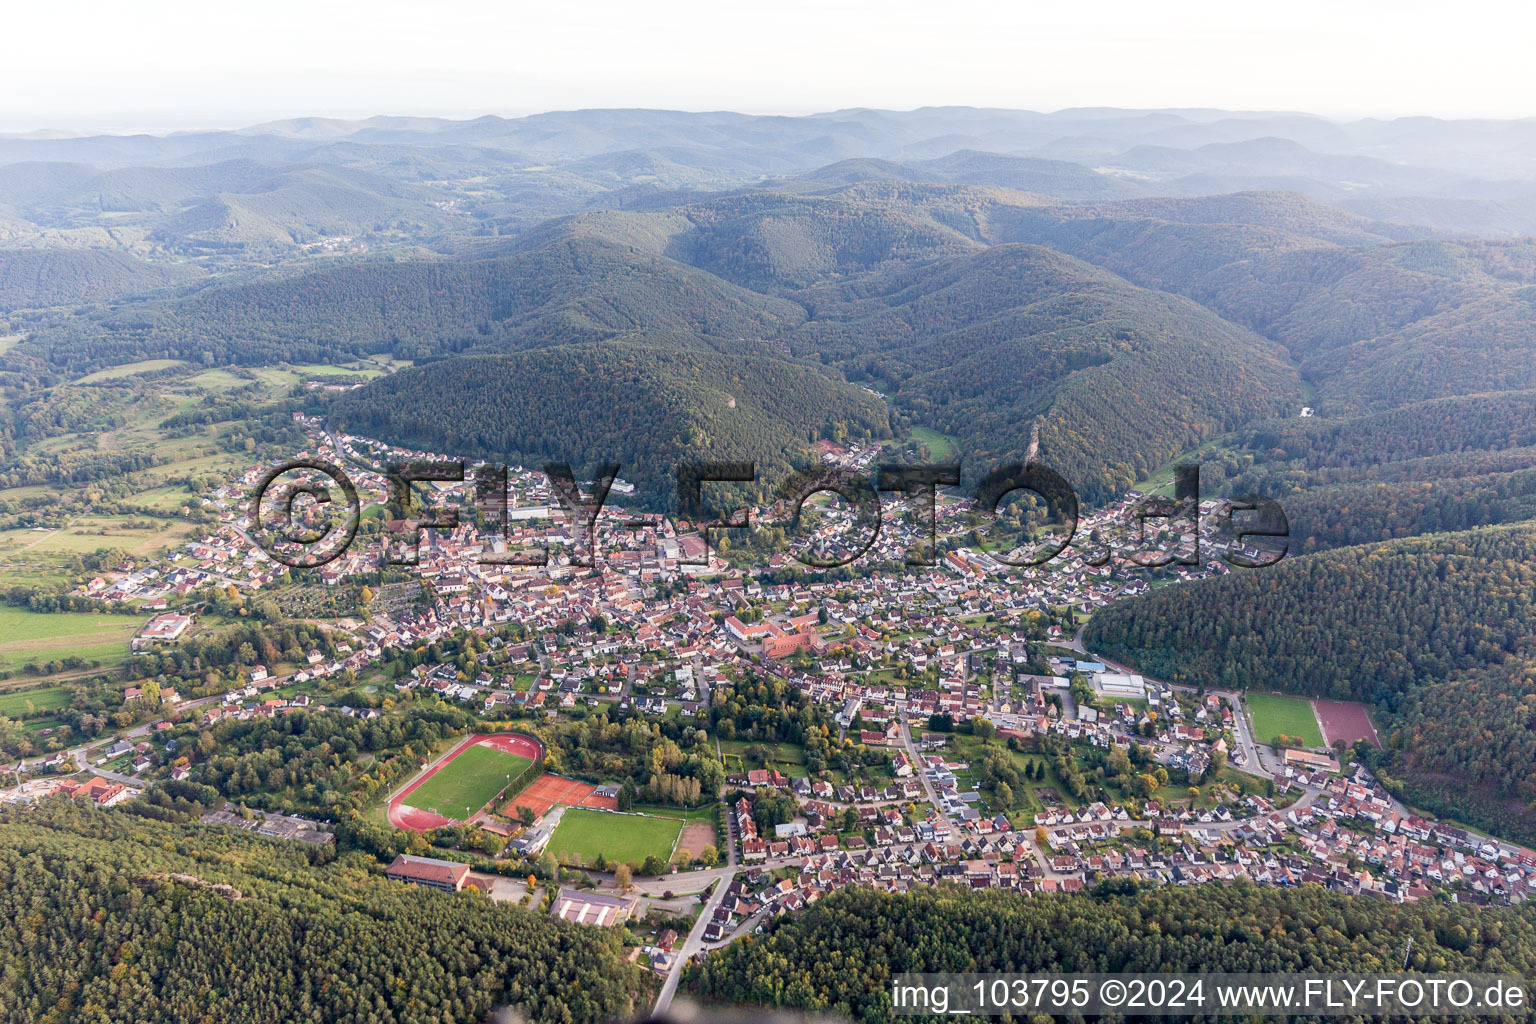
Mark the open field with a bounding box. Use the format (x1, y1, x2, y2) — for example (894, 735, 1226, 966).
(72, 359, 186, 383)
(0, 517, 193, 559)
(1246, 692, 1324, 748)
(548, 807, 682, 867)
(906, 426, 960, 460)
(678, 820, 716, 860)
(0, 686, 72, 716)
(293, 362, 385, 378)
(1313, 699, 1380, 749)
(0, 607, 143, 673)
(387, 733, 540, 830)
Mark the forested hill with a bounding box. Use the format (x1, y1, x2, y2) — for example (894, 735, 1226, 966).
(0, 248, 201, 310)
(689, 884, 1536, 1023)
(976, 202, 1536, 414)
(329, 335, 890, 509)
(1083, 523, 1536, 843)
(0, 800, 649, 1024)
(779, 242, 1299, 502)
(1185, 389, 1536, 553)
(8, 178, 1536, 518)
(21, 234, 807, 372)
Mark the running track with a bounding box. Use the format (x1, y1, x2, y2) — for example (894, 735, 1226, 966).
(387, 732, 542, 832)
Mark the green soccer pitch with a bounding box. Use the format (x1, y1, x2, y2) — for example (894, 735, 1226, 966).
(407, 743, 534, 822)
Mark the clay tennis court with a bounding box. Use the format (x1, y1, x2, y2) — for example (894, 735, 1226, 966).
(388, 732, 542, 832)
(1313, 699, 1380, 749)
(506, 772, 619, 819)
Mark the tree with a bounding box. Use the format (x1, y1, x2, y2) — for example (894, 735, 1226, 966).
(613, 863, 633, 890)
(617, 779, 636, 812)
(699, 844, 719, 867)
(535, 850, 558, 878)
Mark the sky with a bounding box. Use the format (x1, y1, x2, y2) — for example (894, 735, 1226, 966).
(6, 0, 1535, 133)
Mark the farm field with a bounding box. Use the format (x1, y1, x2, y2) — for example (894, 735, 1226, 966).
(402, 743, 533, 822)
(1246, 692, 1325, 748)
(548, 807, 682, 867)
(2, 517, 192, 559)
(0, 607, 144, 674)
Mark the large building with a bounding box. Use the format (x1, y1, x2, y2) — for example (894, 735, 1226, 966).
(132, 613, 193, 649)
(1093, 672, 1147, 699)
(385, 854, 472, 892)
(1284, 748, 1341, 773)
(552, 888, 637, 927)
(762, 628, 817, 659)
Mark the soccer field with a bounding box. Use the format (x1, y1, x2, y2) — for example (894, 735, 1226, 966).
(407, 743, 533, 822)
(548, 807, 682, 867)
(1247, 692, 1325, 748)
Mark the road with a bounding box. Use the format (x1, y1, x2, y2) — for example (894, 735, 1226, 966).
(1061, 633, 1276, 781)
(0, 692, 223, 803)
(898, 709, 954, 825)
(653, 794, 738, 1017)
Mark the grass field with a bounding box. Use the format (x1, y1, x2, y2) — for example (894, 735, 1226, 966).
(293, 362, 385, 378)
(907, 426, 960, 460)
(1247, 692, 1324, 748)
(0, 686, 72, 716)
(0, 607, 144, 674)
(71, 359, 187, 384)
(406, 743, 533, 821)
(548, 807, 682, 867)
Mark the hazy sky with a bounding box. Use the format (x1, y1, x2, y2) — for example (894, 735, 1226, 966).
(6, 0, 1534, 132)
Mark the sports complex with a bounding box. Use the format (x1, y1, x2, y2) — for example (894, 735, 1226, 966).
(387, 732, 542, 831)
(385, 732, 714, 868)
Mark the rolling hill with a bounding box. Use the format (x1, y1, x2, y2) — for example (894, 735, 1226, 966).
(16, 234, 807, 370)
(329, 334, 891, 509)
(0, 247, 201, 310)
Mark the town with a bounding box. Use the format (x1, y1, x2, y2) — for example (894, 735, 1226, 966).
(4, 414, 1534, 1011)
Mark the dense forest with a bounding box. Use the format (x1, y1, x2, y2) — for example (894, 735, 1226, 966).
(0, 247, 199, 310)
(1084, 523, 1536, 842)
(14, 183, 1535, 518)
(689, 883, 1536, 1023)
(1215, 391, 1536, 494)
(191, 705, 483, 816)
(330, 334, 889, 509)
(14, 235, 805, 372)
(780, 242, 1299, 502)
(0, 801, 649, 1024)
(1275, 469, 1536, 552)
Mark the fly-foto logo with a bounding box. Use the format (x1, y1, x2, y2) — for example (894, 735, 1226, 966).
(247, 458, 1287, 571)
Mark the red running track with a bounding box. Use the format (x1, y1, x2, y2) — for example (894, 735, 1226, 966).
(387, 732, 543, 832)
